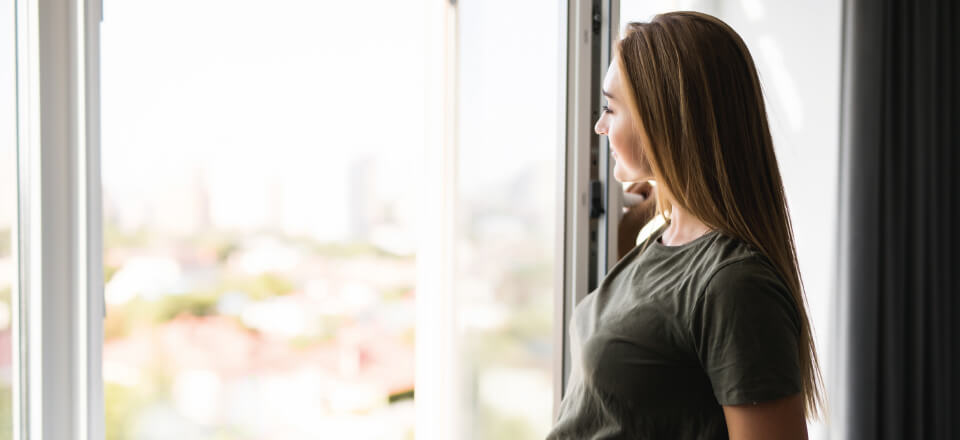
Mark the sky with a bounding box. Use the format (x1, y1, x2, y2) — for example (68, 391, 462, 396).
(100, 0, 563, 240)
(100, 0, 429, 238)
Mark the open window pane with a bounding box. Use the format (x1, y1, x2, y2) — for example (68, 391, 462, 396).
(454, 1, 563, 438)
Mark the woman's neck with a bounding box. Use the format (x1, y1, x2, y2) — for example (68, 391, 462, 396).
(660, 203, 713, 246)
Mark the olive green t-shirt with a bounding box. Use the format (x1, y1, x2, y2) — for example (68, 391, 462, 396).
(546, 223, 802, 440)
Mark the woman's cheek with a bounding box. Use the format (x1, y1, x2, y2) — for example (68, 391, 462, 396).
(610, 125, 625, 154)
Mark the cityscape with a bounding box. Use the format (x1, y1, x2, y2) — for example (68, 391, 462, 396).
(99, 156, 556, 439)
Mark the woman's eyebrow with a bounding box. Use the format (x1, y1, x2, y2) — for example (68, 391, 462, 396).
(602, 89, 615, 100)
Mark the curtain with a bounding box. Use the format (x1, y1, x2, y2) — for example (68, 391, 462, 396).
(837, 0, 959, 439)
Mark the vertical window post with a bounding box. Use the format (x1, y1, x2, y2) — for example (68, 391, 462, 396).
(15, 0, 103, 438)
(556, 0, 619, 421)
(416, 1, 459, 439)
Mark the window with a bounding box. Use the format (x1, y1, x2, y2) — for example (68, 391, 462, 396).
(15, 0, 614, 437)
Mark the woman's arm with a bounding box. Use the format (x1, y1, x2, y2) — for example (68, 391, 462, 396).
(722, 392, 807, 440)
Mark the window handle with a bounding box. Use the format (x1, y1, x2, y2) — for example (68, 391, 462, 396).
(589, 180, 605, 219)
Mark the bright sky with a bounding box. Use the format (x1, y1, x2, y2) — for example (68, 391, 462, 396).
(101, 0, 429, 237)
(101, 0, 563, 238)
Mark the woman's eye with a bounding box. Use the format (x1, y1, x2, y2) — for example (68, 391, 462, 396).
(601, 105, 612, 114)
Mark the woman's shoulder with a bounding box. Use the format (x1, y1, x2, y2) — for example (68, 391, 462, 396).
(697, 225, 769, 262)
(661, 227, 785, 298)
(696, 236, 794, 318)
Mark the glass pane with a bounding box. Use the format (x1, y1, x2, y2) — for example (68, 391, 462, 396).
(455, 1, 562, 438)
(0, 0, 15, 437)
(101, 1, 424, 438)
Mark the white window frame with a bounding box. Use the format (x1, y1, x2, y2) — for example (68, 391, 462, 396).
(555, 0, 620, 420)
(15, 0, 103, 438)
(416, 1, 459, 439)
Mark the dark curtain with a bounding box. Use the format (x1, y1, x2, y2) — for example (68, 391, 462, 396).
(838, 0, 959, 439)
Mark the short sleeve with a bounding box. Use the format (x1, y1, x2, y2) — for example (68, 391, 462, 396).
(690, 257, 803, 406)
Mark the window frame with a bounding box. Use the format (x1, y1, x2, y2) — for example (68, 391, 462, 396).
(14, 0, 104, 438)
(555, 0, 620, 421)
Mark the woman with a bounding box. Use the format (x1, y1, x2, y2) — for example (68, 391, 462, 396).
(545, 11, 824, 440)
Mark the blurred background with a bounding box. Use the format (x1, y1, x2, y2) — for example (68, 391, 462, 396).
(96, 0, 560, 438)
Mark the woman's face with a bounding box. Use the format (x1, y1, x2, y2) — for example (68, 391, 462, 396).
(594, 61, 654, 183)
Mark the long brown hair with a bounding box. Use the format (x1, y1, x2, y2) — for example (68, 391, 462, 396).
(618, 11, 824, 419)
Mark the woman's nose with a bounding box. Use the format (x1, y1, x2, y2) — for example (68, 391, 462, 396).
(594, 119, 606, 136)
